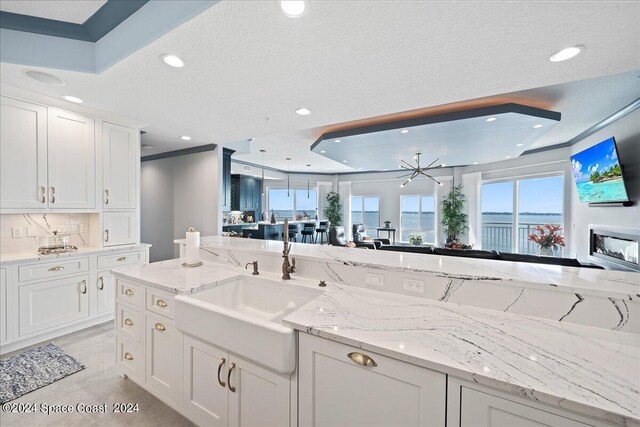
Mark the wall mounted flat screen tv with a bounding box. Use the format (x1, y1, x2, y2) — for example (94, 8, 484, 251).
(570, 137, 630, 203)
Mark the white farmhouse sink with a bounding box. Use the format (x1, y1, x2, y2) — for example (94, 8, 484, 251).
(175, 275, 323, 374)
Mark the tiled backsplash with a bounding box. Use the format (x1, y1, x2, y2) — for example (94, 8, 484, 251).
(0, 213, 91, 254)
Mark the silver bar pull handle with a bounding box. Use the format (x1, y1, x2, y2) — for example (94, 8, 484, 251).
(98, 276, 104, 290)
(104, 229, 110, 242)
(50, 186, 56, 203)
(104, 189, 109, 205)
(41, 185, 46, 203)
(80, 280, 87, 294)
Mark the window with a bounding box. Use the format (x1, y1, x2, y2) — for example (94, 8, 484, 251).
(400, 195, 436, 244)
(481, 182, 514, 253)
(267, 188, 318, 220)
(481, 175, 564, 255)
(351, 196, 380, 230)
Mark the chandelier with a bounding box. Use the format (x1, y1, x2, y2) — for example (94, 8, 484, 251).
(398, 152, 444, 187)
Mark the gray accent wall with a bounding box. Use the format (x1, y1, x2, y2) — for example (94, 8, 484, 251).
(141, 149, 221, 262)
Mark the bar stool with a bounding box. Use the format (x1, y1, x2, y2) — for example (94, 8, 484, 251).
(315, 221, 329, 245)
(282, 223, 299, 242)
(301, 223, 316, 243)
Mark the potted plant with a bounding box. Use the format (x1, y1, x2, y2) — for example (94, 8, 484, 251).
(528, 224, 566, 256)
(441, 184, 470, 248)
(408, 233, 423, 246)
(323, 191, 342, 229)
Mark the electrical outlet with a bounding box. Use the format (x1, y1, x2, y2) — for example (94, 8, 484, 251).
(26, 227, 36, 237)
(12, 227, 24, 238)
(80, 224, 88, 233)
(403, 278, 424, 293)
(69, 224, 79, 233)
(366, 273, 384, 288)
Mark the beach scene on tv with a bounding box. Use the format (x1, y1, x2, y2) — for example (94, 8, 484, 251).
(570, 137, 629, 203)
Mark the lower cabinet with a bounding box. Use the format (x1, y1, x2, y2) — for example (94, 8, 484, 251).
(145, 313, 179, 404)
(96, 270, 115, 315)
(182, 333, 291, 427)
(0, 268, 6, 344)
(18, 275, 90, 336)
(447, 378, 616, 427)
(298, 333, 446, 427)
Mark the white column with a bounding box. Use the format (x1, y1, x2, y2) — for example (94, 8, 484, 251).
(461, 172, 482, 248)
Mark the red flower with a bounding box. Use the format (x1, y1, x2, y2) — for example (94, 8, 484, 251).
(528, 224, 566, 249)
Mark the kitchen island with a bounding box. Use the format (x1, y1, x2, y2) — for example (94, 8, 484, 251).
(112, 255, 639, 427)
(224, 220, 322, 241)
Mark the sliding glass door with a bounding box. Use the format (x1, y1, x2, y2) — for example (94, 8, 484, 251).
(400, 195, 436, 244)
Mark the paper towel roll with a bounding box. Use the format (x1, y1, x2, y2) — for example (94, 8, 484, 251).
(185, 227, 200, 265)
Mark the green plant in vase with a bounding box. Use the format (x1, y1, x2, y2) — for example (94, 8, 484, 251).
(408, 234, 423, 246)
(323, 191, 342, 228)
(441, 184, 470, 248)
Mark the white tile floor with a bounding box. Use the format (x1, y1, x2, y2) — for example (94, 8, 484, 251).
(0, 323, 194, 427)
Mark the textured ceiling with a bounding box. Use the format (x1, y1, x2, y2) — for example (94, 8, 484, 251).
(0, 0, 107, 24)
(0, 0, 638, 172)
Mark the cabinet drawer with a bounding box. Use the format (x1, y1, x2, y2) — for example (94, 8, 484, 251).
(18, 257, 89, 282)
(97, 251, 145, 270)
(146, 287, 175, 320)
(116, 302, 142, 343)
(116, 279, 144, 308)
(116, 335, 143, 383)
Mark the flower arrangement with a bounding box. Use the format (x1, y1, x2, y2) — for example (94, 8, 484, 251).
(528, 224, 566, 255)
(408, 234, 423, 246)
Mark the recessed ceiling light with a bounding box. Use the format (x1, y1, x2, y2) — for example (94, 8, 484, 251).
(295, 108, 311, 115)
(24, 70, 65, 86)
(486, 117, 496, 122)
(334, 139, 341, 143)
(62, 95, 83, 104)
(473, 162, 478, 165)
(549, 46, 583, 62)
(320, 150, 326, 153)
(342, 160, 348, 163)
(505, 155, 512, 159)
(384, 168, 389, 171)
(532, 124, 543, 129)
(358, 167, 363, 170)
(516, 143, 524, 147)
(181, 136, 191, 141)
(280, 1, 306, 17)
(141, 144, 154, 150)
(400, 129, 409, 134)
(440, 163, 446, 167)
(162, 54, 185, 68)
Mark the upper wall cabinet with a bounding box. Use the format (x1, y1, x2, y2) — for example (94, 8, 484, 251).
(103, 122, 138, 210)
(0, 97, 48, 209)
(47, 109, 96, 209)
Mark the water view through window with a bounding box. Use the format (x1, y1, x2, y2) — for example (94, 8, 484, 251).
(400, 195, 436, 243)
(482, 176, 563, 254)
(351, 196, 380, 230)
(268, 188, 317, 220)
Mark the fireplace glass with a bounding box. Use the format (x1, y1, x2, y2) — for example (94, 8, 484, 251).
(591, 231, 639, 269)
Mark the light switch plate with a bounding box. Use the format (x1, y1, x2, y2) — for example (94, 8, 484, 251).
(403, 278, 424, 293)
(69, 224, 79, 233)
(80, 224, 88, 233)
(366, 273, 384, 288)
(26, 227, 36, 237)
(12, 227, 24, 238)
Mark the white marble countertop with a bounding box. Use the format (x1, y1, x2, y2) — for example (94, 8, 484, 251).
(174, 236, 640, 298)
(0, 243, 151, 266)
(112, 259, 243, 294)
(114, 258, 639, 425)
(283, 283, 640, 425)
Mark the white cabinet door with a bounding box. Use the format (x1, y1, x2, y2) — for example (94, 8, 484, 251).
(145, 313, 178, 405)
(299, 333, 446, 427)
(47, 109, 95, 209)
(459, 386, 600, 427)
(96, 270, 115, 315)
(0, 268, 7, 344)
(103, 122, 137, 210)
(18, 275, 90, 337)
(103, 211, 137, 246)
(0, 97, 48, 209)
(228, 353, 290, 427)
(182, 334, 229, 427)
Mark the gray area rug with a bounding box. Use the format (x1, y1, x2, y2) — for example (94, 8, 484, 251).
(0, 343, 85, 403)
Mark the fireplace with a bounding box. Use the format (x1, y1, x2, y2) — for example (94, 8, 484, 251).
(589, 226, 639, 271)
